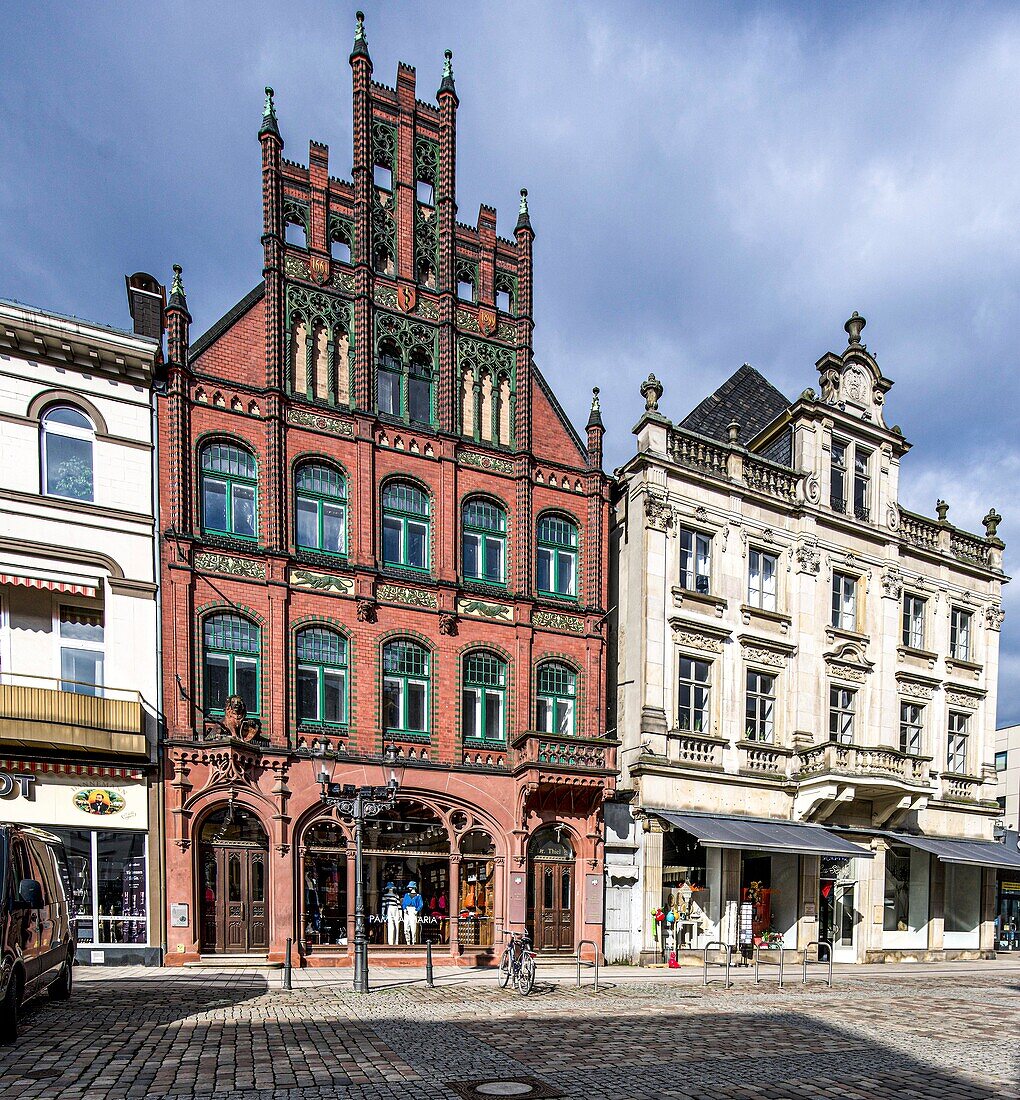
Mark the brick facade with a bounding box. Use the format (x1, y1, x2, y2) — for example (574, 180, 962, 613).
(159, 18, 614, 966)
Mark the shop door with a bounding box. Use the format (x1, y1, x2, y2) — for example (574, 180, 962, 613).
(530, 861, 574, 952)
(820, 879, 858, 963)
(200, 846, 268, 954)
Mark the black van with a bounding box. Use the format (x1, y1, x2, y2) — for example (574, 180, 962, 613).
(0, 825, 75, 1042)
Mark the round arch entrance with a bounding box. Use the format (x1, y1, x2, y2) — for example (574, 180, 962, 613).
(527, 826, 575, 953)
(198, 805, 269, 954)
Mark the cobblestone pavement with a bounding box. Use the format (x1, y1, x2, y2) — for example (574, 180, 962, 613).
(0, 962, 1017, 1099)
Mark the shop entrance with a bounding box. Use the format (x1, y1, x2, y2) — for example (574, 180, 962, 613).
(819, 855, 859, 962)
(199, 806, 269, 954)
(528, 827, 574, 953)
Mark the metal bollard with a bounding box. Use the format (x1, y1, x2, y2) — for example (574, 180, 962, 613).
(283, 937, 293, 990)
(425, 938, 435, 988)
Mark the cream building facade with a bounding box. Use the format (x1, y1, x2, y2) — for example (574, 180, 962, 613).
(0, 289, 164, 963)
(607, 313, 1020, 965)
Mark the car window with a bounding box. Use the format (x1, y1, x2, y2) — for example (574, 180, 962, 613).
(25, 840, 54, 906)
(10, 840, 31, 895)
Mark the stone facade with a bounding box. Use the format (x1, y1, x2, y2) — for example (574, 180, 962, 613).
(608, 314, 1007, 965)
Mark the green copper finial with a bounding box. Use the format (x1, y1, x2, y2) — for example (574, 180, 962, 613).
(355, 10, 366, 42)
(587, 386, 604, 430)
(519, 188, 529, 216)
(443, 50, 453, 78)
(259, 85, 280, 139)
(168, 264, 189, 315)
(516, 188, 532, 232)
(438, 48, 457, 97)
(171, 264, 184, 297)
(263, 86, 275, 120)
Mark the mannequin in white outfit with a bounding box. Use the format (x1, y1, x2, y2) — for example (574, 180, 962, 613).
(381, 881, 401, 945)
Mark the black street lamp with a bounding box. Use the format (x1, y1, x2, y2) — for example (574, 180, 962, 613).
(319, 744, 403, 993)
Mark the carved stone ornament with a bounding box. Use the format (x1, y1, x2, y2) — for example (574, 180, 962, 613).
(983, 508, 1002, 538)
(795, 543, 821, 575)
(886, 503, 900, 531)
(896, 677, 935, 701)
(533, 610, 584, 633)
(356, 597, 378, 623)
(644, 492, 674, 532)
(640, 373, 663, 412)
(671, 625, 725, 653)
(194, 552, 266, 580)
(740, 644, 787, 668)
(944, 690, 981, 710)
(456, 596, 513, 621)
(826, 662, 867, 683)
(694, 506, 709, 523)
(377, 584, 439, 609)
(984, 603, 1006, 631)
(458, 451, 514, 475)
(843, 366, 868, 405)
(286, 407, 355, 438)
(805, 474, 821, 505)
(824, 641, 873, 683)
(438, 612, 458, 636)
(880, 570, 903, 600)
(290, 569, 354, 595)
(309, 255, 330, 285)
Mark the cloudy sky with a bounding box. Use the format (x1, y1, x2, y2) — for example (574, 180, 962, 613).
(3, 1, 1019, 722)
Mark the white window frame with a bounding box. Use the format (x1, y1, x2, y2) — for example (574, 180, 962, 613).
(57, 601, 105, 696)
(902, 594, 926, 650)
(831, 572, 858, 632)
(41, 405, 96, 503)
(67, 829, 150, 948)
(679, 528, 712, 595)
(677, 654, 712, 734)
(899, 700, 924, 756)
(829, 684, 856, 745)
(747, 548, 778, 611)
(947, 711, 969, 774)
(830, 436, 872, 522)
(745, 668, 776, 743)
(950, 607, 972, 662)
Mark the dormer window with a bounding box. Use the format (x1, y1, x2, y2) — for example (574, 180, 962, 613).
(830, 437, 872, 522)
(830, 440, 848, 513)
(853, 448, 872, 521)
(374, 164, 392, 191)
(416, 179, 434, 206)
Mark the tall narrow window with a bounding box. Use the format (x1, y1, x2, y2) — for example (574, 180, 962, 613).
(374, 164, 392, 191)
(899, 701, 924, 756)
(902, 594, 926, 649)
(747, 549, 778, 611)
(381, 482, 430, 570)
(536, 515, 578, 598)
(200, 443, 257, 539)
(295, 464, 346, 556)
(407, 351, 433, 426)
(462, 498, 506, 585)
(829, 685, 856, 744)
(831, 572, 857, 631)
(457, 276, 474, 302)
(853, 448, 872, 521)
(59, 606, 104, 696)
(376, 342, 402, 417)
(680, 529, 712, 594)
(41, 406, 95, 502)
(462, 652, 507, 742)
(950, 608, 972, 661)
(416, 179, 434, 206)
(382, 640, 430, 735)
(830, 439, 848, 513)
(745, 669, 776, 743)
(535, 661, 576, 735)
(947, 711, 969, 774)
(203, 614, 260, 715)
(678, 656, 711, 733)
(296, 628, 347, 726)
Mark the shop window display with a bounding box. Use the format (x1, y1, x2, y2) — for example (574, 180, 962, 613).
(301, 820, 348, 949)
(459, 831, 496, 947)
(658, 830, 711, 959)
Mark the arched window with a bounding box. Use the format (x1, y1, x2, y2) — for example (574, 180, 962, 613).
(382, 640, 430, 735)
(201, 442, 257, 539)
(41, 405, 95, 501)
(535, 661, 576, 736)
(203, 613, 260, 714)
(296, 627, 348, 726)
(462, 651, 507, 743)
(407, 350, 433, 426)
(295, 464, 346, 555)
(376, 340, 401, 417)
(382, 482, 430, 571)
(462, 498, 506, 585)
(536, 515, 578, 598)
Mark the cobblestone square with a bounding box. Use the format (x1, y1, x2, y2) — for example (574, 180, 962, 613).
(0, 961, 1016, 1100)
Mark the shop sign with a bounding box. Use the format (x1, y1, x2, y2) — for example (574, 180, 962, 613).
(1002, 881, 1020, 894)
(73, 788, 126, 816)
(0, 772, 35, 800)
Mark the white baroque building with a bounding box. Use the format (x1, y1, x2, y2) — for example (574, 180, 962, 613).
(607, 312, 1020, 964)
(0, 286, 163, 963)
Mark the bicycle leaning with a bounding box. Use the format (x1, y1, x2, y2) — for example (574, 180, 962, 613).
(497, 930, 536, 995)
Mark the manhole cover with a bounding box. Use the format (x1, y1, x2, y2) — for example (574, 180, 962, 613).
(477, 1086, 534, 1097)
(449, 1079, 561, 1099)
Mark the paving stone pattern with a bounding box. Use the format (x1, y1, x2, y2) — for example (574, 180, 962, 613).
(0, 964, 1016, 1099)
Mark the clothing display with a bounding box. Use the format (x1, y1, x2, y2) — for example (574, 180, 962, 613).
(381, 881, 401, 945)
(402, 882, 424, 945)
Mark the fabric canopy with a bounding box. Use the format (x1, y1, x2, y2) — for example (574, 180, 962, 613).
(652, 810, 873, 858)
(0, 572, 98, 598)
(884, 833, 1020, 870)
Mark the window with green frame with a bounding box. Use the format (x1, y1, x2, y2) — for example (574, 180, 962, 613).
(535, 661, 576, 736)
(536, 514, 577, 598)
(295, 464, 347, 555)
(407, 350, 434, 426)
(382, 481, 430, 570)
(382, 640, 430, 735)
(203, 614, 260, 714)
(296, 627, 348, 726)
(201, 442, 257, 539)
(462, 498, 506, 585)
(376, 341, 402, 418)
(462, 651, 506, 742)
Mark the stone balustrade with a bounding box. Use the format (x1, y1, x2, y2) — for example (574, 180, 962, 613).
(797, 741, 930, 785)
(511, 731, 612, 772)
(738, 742, 788, 776)
(665, 730, 726, 769)
(939, 772, 984, 802)
(667, 428, 730, 478)
(898, 508, 941, 552)
(743, 456, 800, 502)
(949, 529, 992, 567)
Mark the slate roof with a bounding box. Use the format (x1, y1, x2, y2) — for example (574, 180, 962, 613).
(680, 364, 791, 445)
(189, 282, 266, 362)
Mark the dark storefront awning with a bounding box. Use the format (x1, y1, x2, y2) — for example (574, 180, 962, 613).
(651, 810, 873, 858)
(883, 833, 1020, 870)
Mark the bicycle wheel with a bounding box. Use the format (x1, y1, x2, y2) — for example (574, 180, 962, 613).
(498, 946, 513, 988)
(515, 953, 535, 995)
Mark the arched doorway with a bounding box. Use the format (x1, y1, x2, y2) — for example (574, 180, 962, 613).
(299, 818, 348, 951)
(459, 830, 496, 948)
(528, 826, 575, 953)
(198, 805, 268, 954)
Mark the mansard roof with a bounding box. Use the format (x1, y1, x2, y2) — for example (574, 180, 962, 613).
(680, 363, 791, 444)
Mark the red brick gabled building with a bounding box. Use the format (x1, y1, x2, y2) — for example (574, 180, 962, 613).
(159, 15, 614, 966)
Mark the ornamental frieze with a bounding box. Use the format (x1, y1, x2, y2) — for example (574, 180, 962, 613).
(944, 689, 982, 709)
(896, 676, 936, 701)
(826, 662, 867, 683)
(377, 584, 438, 609)
(795, 542, 821, 575)
(456, 597, 513, 622)
(458, 451, 514, 475)
(668, 620, 726, 653)
(286, 407, 355, 437)
(290, 569, 354, 595)
(533, 610, 583, 634)
(739, 645, 788, 669)
(193, 552, 266, 580)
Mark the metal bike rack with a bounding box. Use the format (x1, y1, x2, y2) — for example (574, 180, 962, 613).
(703, 940, 733, 988)
(576, 939, 601, 992)
(802, 940, 833, 987)
(753, 943, 785, 988)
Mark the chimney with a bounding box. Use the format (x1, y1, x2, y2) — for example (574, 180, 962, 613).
(125, 272, 166, 343)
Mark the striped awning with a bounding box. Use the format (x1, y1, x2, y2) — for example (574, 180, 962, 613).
(0, 573, 99, 598)
(0, 759, 146, 781)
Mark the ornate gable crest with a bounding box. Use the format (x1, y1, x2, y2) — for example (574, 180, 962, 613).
(815, 312, 893, 428)
(824, 640, 874, 682)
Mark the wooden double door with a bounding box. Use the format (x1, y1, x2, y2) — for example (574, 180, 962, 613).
(200, 844, 268, 954)
(529, 860, 574, 952)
